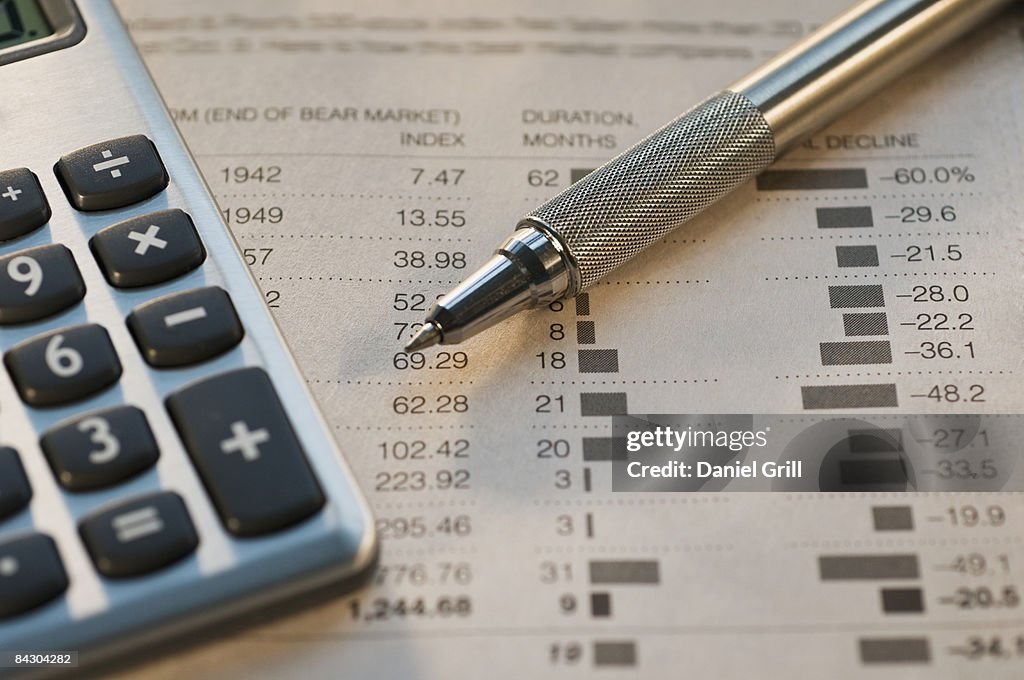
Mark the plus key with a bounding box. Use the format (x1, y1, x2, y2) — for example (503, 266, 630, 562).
(166, 368, 324, 536)
(220, 421, 270, 462)
(0, 168, 51, 241)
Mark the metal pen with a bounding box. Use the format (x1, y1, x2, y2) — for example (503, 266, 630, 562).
(405, 0, 1015, 352)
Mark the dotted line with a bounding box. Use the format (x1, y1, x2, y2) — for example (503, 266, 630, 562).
(218, 192, 471, 201)
(786, 536, 1024, 549)
(766, 272, 993, 280)
(374, 499, 477, 510)
(530, 424, 625, 430)
(759, 416, 1023, 427)
(598, 279, 710, 286)
(784, 491, 1024, 500)
(312, 379, 476, 386)
(534, 544, 733, 554)
(532, 497, 730, 506)
(776, 370, 1011, 379)
(529, 379, 717, 385)
(761, 232, 989, 240)
(242, 233, 471, 243)
(256, 275, 457, 284)
(336, 424, 475, 431)
(755, 192, 981, 201)
(381, 546, 479, 557)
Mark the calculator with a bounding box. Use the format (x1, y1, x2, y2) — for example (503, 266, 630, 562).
(0, 0, 376, 674)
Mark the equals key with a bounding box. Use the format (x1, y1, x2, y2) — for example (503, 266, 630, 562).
(128, 286, 244, 368)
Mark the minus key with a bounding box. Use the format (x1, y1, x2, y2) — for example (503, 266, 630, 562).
(127, 286, 244, 368)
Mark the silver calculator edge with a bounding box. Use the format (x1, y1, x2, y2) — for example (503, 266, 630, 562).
(0, 0, 377, 674)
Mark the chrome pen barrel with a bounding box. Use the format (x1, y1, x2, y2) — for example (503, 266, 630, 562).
(524, 0, 1012, 294)
(412, 227, 568, 348)
(734, 0, 1015, 152)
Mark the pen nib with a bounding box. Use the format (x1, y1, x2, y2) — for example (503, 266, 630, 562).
(405, 322, 443, 352)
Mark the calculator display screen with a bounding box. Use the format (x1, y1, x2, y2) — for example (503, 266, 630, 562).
(0, 0, 54, 51)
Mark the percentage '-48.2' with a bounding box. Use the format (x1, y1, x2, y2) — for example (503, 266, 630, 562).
(885, 166, 975, 184)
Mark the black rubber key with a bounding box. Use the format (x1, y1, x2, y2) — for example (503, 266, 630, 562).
(166, 367, 324, 536)
(0, 447, 32, 521)
(79, 492, 199, 579)
(4, 324, 122, 407)
(128, 286, 244, 368)
(55, 135, 169, 211)
(42, 406, 160, 491)
(0, 533, 68, 619)
(0, 168, 51, 241)
(0, 244, 85, 325)
(90, 209, 206, 288)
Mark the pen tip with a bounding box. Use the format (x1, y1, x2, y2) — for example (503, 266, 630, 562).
(405, 322, 443, 352)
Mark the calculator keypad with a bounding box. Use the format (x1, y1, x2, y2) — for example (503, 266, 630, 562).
(0, 533, 68, 619)
(167, 367, 325, 537)
(55, 135, 169, 212)
(4, 324, 123, 407)
(90, 209, 206, 288)
(0, 244, 86, 325)
(128, 286, 244, 368)
(79, 492, 199, 579)
(0, 168, 51, 241)
(42, 407, 160, 492)
(1, 133, 331, 621)
(0, 448, 32, 521)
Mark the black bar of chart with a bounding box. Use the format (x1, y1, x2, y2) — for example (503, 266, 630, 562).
(582, 437, 617, 461)
(570, 168, 595, 184)
(859, 638, 931, 665)
(590, 592, 612, 618)
(576, 320, 596, 344)
(843, 313, 889, 336)
(818, 555, 920, 580)
(756, 168, 869, 191)
(839, 459, 908, 486)
(829, 285, 885, 309)
(872, 506, 914, 531)
(580, 393, 628, 417)
(578, 349, 619, 373)
(817, 206, 874, 228)
(801, 384, 899, 409)
(575, 293, 590, 316)
(847, 428, 903, 453)
(835, 245, 879, 268)
(880, 588, 925, 614)
(819, 341, 893, 366)
(589, 560, 660, 584)
(592, 641, 637, 668)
